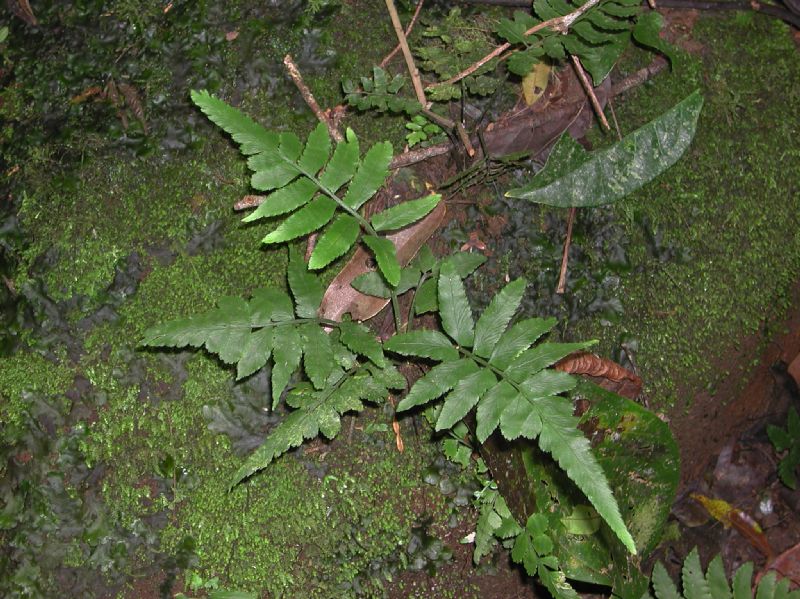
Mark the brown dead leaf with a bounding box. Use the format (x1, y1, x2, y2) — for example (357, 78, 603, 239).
(6, 0, 36, 25)
(319, 202, 446, 323)
(555, 351, 642, 399)
(760, 541, 800, 590)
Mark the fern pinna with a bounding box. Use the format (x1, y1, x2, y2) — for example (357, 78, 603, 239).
(385, 262, 635, 554)
(190, 90, 440, 286)
(141, 250, 405, 486)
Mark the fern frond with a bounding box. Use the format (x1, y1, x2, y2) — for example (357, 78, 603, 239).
(646, 549, 800, 599)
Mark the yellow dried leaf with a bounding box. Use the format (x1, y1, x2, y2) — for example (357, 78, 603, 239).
(522, 61, 551, 106)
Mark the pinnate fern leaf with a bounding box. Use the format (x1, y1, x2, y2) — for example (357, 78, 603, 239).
(644, 549, 800, 599)
(387, 276, 634, 554)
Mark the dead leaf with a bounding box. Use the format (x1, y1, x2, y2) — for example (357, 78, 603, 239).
(6, 0, 37, 25)
(691, 493, 774, 559)
(225, 30, 239, 42)
(556, 351, 642, 398)
(760, 541, 800, 590)
(319, 202, 446, 322)
(522, 61, 551, 106)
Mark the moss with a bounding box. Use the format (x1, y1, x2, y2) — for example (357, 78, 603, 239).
(568, 15, 800, 408)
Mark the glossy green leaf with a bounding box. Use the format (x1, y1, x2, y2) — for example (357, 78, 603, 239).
(343, 141, 392, 210)
(242, 178, 318, 223)
(191, 90, 278, 155)
(385, 329, 459, 362)
(271, 324, 303, 407)
(436, 368, 497, 431)
(362, 235, 401, 287)
(489, 317, 556, 370)
(396, 359, 479, 411)
(287, 248, 323, 318)
(632, 11, 675, 64)
(308, 214, 360, 270)
(504, 341, 595, 384)
(319, 128, 360, 192)
(438, 261, 474, 348)
(236, 327, 273, 380)
(300, 323, 335, 389)
(338, 319, 385, 367)
(351, 267, 419, 298)
(506, 91, 704, 207)
(475, 380, 518, 443)
(262, 196, 337, 244)
(473, 278, 527, 359)
(562, 505, 601, 535)
(298, 122, 331, 174)
(371, 193, 441, 232)
(249, 288, 294, 324)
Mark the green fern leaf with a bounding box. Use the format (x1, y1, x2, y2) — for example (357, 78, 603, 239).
(535, 395, 636, 554)
(270, 324, 303, 408)
(732, 563, 754, 599)
(473, 277, 527, 359)
(338, 319, 386, 367)
(652, 561, 682, 599)
(300, 323, 335, 389)
(504, 341, 595, 383)
(475, 380, 518, 442)
(362, 235, 401, 287)
(249, 288, 294, 323)
(236, 327, 274, 380)
(499, 396, 542, 439)
(489, 317, 556, 370)
(262, 196, 337, 244)
(308, 214, 360, 270)
(396, 359, 479, 411)
(438, 261, 475, 348)
(436, 368, 497, 430)
(384, 329, 460, 361)
(682, 549, 713, 599)
(319, 128, 360, 191)
(247, 134, 303, 192)
(298, 122, 331, 174)
(706, 555, 731, 599)
(287, 248, 324, 318)
(587, 10, 630, 30)
(241, 178, 318, 223)
(371, 193, 442, 232)
(632, 11, 675, 64)
(521, 369, 576, 397)
(343, 141, 392, 210)
(191, 90, 279, 155)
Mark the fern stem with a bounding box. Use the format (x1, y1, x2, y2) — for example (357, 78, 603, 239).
(391, 292, 402, 333)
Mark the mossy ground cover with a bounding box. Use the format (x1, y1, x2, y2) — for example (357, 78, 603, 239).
(564, 14, 800, 409)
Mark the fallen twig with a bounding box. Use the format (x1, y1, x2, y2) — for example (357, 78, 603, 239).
(283, 54, 344, 142)
(380, 0, 425, 68)
(556, 207, 576, 294)
(611, 55, 669, 97)
(429, 0, 603, 89)
(385, 0, 428, 106)
(571, 54, 610, 130)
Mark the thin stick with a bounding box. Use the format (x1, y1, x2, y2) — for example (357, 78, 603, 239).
(607, 98, 623, 141)
(380, 0, 425, 68)
(611, 56, 668, 97)
(283, 54, 344, 143)
(571, 54, 609, 130)
(429, 0, 603, 89)
(556, 207, 576, 294)
(385, 0, 428, 106)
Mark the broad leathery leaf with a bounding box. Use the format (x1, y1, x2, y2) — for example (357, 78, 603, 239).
(371, 194, 442, 232)
(500, 397, 543, 440)
(249, 288, 294, 324)
(436, 369, 497, 431)
(362, 235, 401, 287)
(300, 323, 335, 389)
(385, 330, 459, 362)
(343, 141, 392, 210)
(706, 555, 731, 599)
(506, 90, 703, 206)
(319, 128, 360, 192)
(242, 178, 317, 223)
(652, 561, 681, 599)
(561, 505, 601, 535)
(203, 296, 251, 364)
(473, 278, 527, 359)
(338, 319, 385, 367)
(287, 247, 323, 318)
(732, 562, 754, 599)
(489, 317, 556, 370)
(475, 380, 518, 443)
(536, 395, 636, 554)
(309, 214, 360, 270)
(438, 261, 475, 348)
(397, 359, 479, 411)
(520, 369, 576, 398)
(236, 327, 273, 380)
(682, 548, 711, 599)
(505, 341, 595, 384)
(298, 122, 331, 174)
(270, 325, 303, 408)
(262, 196, 337, 244)
(190, 90, 278, 155)
(351, 267, 419, 298)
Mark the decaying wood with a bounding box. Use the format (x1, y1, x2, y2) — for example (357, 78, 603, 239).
(556, 351, 643, 399)
(318, 202, 446, 322)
